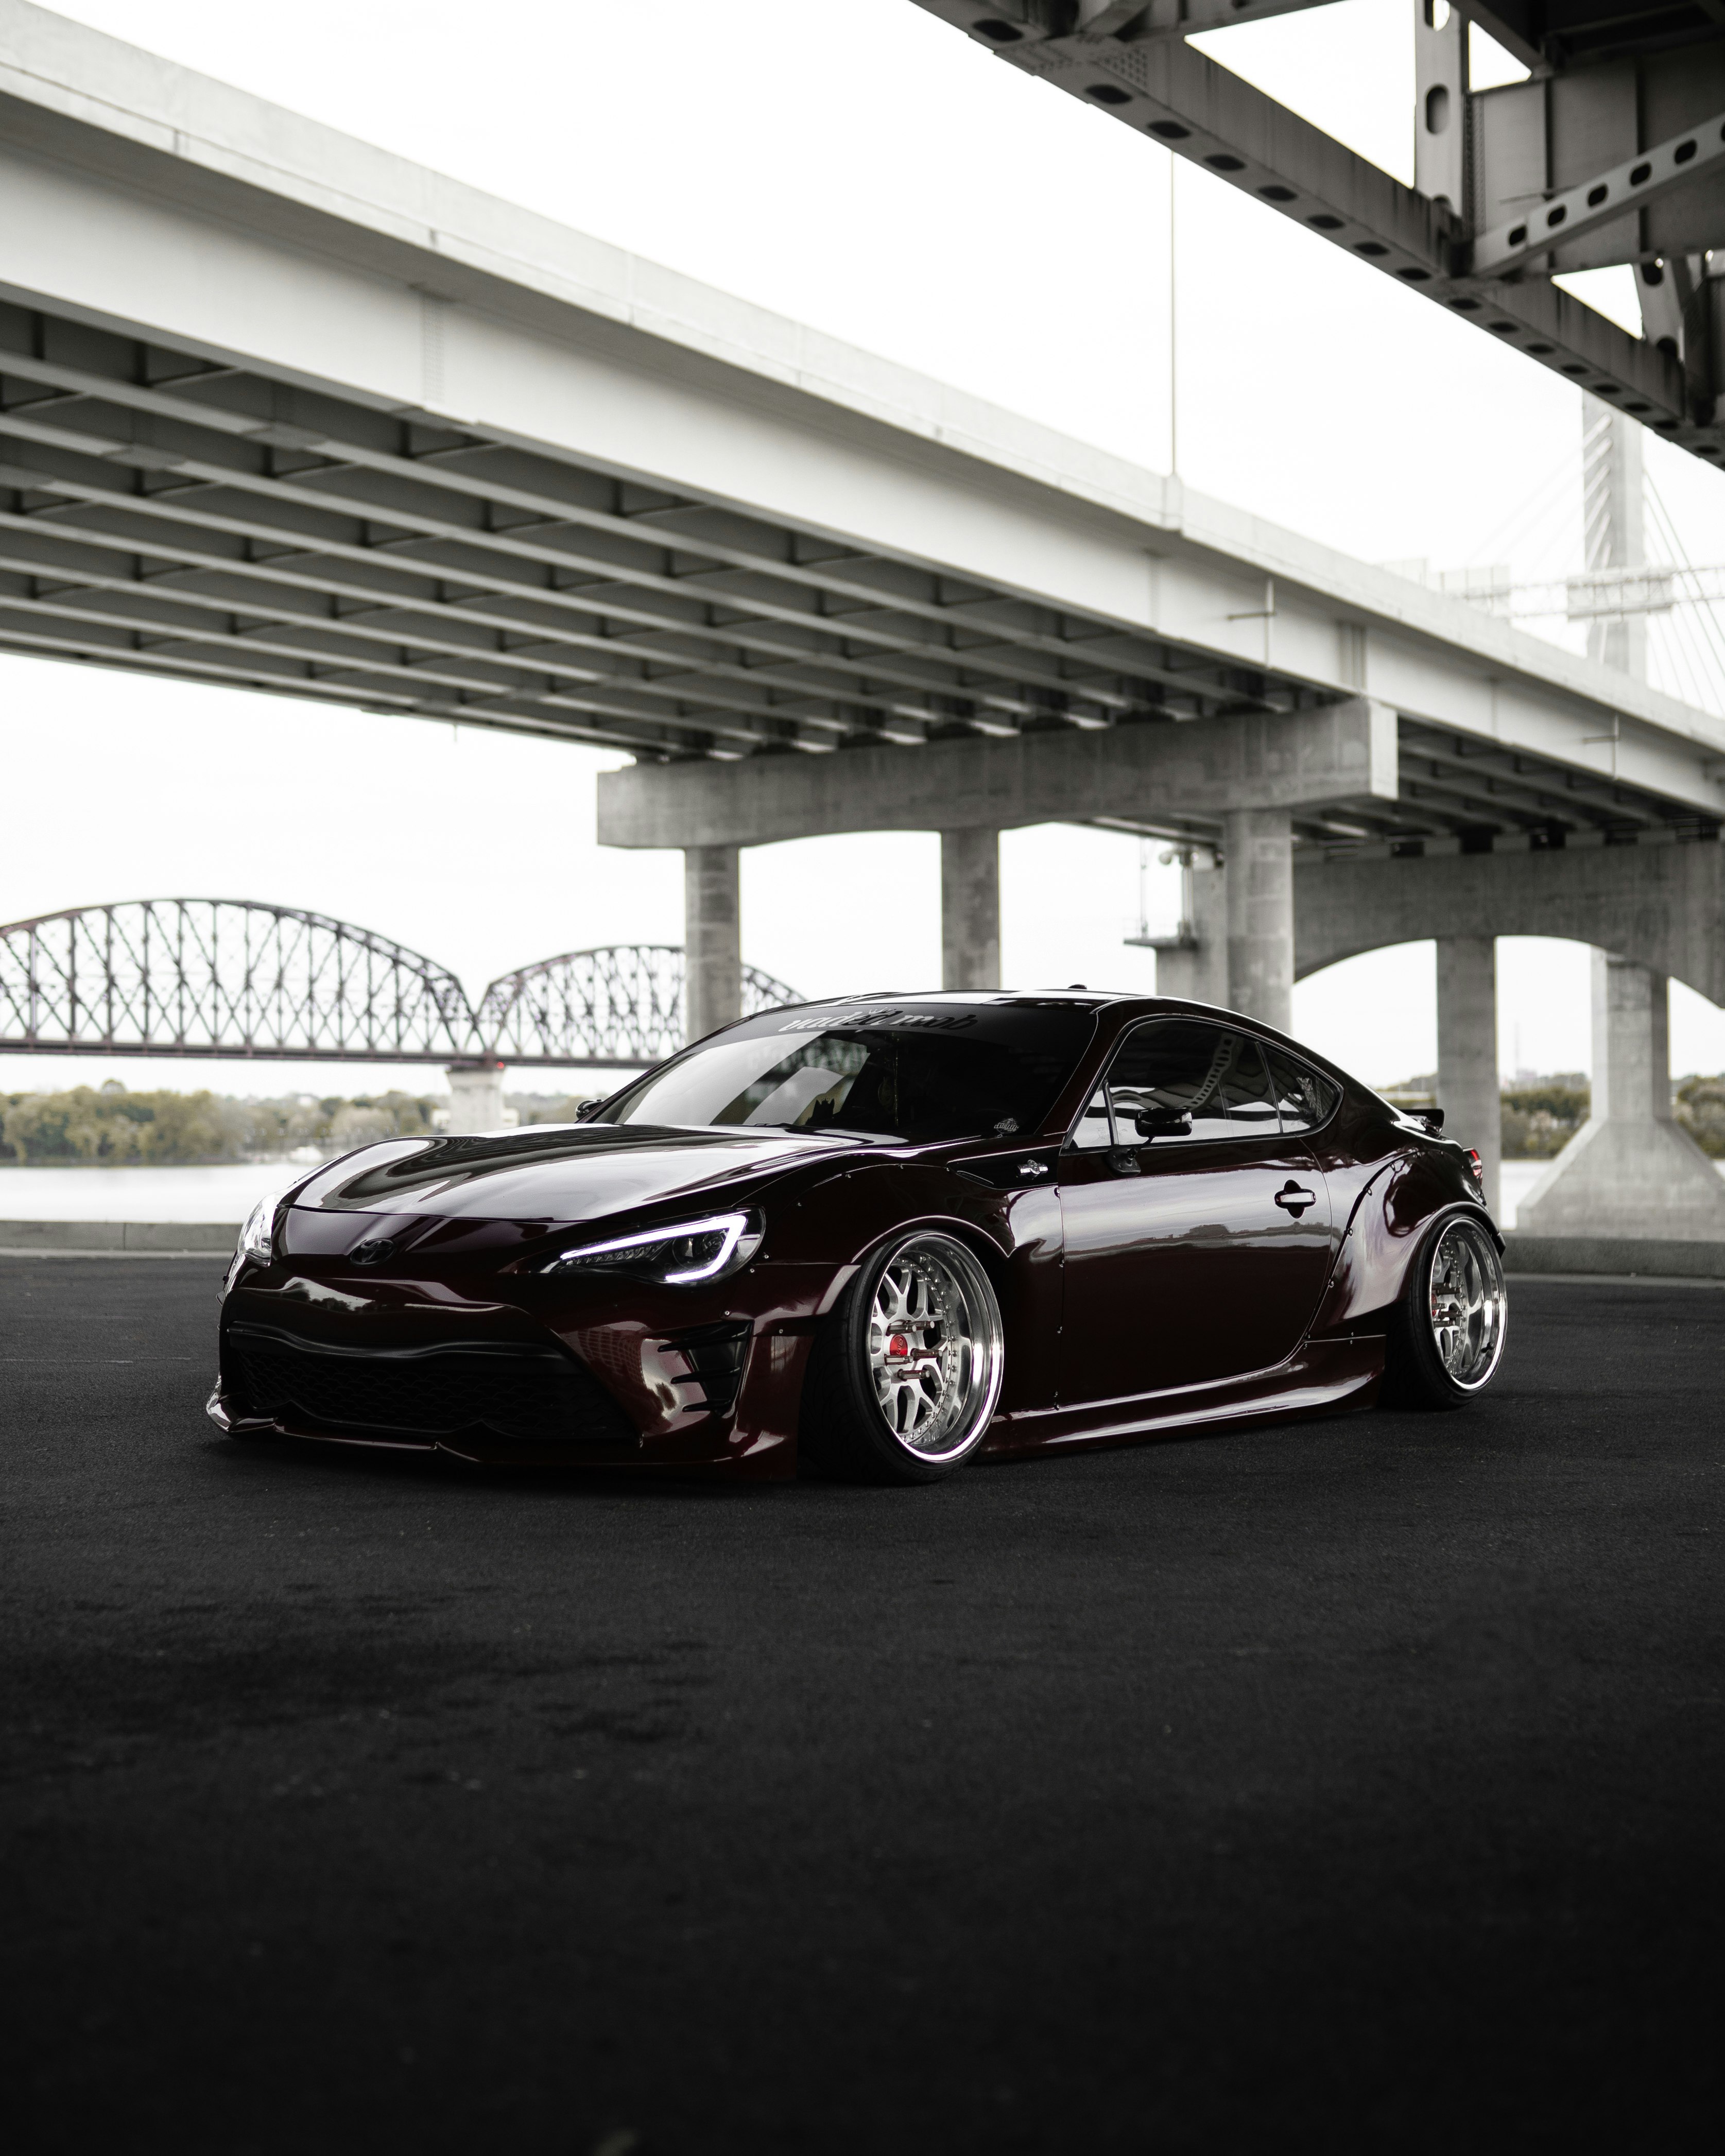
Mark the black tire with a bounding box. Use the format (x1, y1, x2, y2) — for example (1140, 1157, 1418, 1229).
(1385, 1208, 1509, 1410)
(799, 1229, 1006, 1484)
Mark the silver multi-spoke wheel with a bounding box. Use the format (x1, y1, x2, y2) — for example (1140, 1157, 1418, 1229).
(1426, 1215, 1507, 1392)
(801, 1228, 1005, 1482)
(865, 1236, 1001, 1460)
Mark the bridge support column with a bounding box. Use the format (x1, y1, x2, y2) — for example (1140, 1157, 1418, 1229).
(1519, 953, 1725, 1240)
(941, 828, 1001, 992)
(445, 1059, 507, 1134)
(1149, 853, 1227, 1006)
(1436, 936, 1501, 1217)
(1223, 809, 1292, 1032)
(685, 844, 742, 1045)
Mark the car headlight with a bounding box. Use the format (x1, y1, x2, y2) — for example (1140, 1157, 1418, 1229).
(541, 1211, 762, 1285)
(238, 1194, 277, 1265)
(221, 1192, 280, 1299)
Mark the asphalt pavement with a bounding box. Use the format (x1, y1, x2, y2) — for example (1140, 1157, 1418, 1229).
(4, 1256, 1721, 2153)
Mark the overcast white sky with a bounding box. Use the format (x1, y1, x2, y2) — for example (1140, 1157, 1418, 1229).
(6, 0, 1725, 1096)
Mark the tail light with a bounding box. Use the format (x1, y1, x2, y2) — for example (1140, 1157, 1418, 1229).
(1467, 1148, 1485, 1187)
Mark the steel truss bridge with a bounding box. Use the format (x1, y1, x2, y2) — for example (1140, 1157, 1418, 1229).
(0, 900, 801, 1069)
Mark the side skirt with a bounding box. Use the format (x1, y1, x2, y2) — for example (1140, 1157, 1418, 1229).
(981, 1335, 1386, 1457)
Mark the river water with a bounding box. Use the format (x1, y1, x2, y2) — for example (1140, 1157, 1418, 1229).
(0, 1162, 308, 1224)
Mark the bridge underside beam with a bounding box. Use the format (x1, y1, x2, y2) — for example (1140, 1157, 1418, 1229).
(1, 296, 1713, 838)
(1, 20, 1720, 837)
(912, 3, 1725, 467)
(0, 301, 1332, 768)
(1293, 838, 1725, 1008)
(598, 699, 1399, 850)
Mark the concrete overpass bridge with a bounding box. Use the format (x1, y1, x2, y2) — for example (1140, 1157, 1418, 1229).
(1, 0, 1722, 1236)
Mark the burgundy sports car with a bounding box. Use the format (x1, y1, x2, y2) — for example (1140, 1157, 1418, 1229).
(210, 991, 1508, 1484)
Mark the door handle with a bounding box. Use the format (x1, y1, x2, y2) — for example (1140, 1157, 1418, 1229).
(1274, 1182, 1317, 1216)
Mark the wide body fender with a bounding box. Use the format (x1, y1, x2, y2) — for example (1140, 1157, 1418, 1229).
(759, 1158, 1063, 1421)
(1309, 1145, 1499, 1340)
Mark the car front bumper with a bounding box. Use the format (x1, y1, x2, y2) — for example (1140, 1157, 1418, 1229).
(211, 1255, 847, 1478)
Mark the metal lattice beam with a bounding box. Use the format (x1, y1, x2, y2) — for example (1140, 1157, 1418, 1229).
(0, 901, 803, 1067)
(910, 2, 1725, 467)
(479, 946, 800, 1067)
(0, 901, 477, 1064)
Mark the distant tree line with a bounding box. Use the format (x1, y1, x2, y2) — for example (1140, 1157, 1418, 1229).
(1496, 1078, 1724, 1159)
(1676, 1075, 1725, 1158)
(0, 1083, 443, 1164)
(1384, 1073, 1725, 1160)
(1499, 1080, 1590, 1159)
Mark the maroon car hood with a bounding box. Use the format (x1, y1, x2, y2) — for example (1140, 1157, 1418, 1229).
(285, 1123, 878, 1228)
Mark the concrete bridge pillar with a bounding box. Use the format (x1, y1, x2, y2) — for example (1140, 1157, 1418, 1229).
(1223, 809, 1293, 1033)
(684, 844, 742, 1045)
(1518, 953, 1725, 1241)
(445, 1060, 507, 1133)
(1149, 854, 1227, 1007)
(941, 827, 1001, 991)
(1436, 936, 1502, 1216)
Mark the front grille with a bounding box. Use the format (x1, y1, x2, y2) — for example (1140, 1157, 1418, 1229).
(228, 1325, 636, 1445)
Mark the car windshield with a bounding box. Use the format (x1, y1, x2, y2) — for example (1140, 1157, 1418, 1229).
(599, 998, 1099, 1145)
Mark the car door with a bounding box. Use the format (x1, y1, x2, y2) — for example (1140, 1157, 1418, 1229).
(1057, 1019, 1335, 1408)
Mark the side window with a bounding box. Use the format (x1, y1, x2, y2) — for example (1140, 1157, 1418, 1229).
(1068, 1081, 1114, 1150)
(1267, 1048, 1340, 1134)
(1218, 1038, 1279, 1128)
(1106, 1022, 1279, 1145)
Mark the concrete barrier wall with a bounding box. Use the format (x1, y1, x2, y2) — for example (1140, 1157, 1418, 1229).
(0, 1220, 236, 1252)
(1502, 1233, 1725, 1280)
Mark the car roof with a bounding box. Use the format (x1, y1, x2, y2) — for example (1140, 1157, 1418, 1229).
(779, 990, 1372, 1100)
(825, 988, 1153, 1008)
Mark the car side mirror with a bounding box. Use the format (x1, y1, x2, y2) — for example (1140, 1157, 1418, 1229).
(574, 1100, 603, 1123)
(1134, 1108, 1193, 1141)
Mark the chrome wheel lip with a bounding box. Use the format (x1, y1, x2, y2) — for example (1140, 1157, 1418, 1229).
(1427, 1214, 1508, 1393)
(864, 1231, 1004, 1464)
